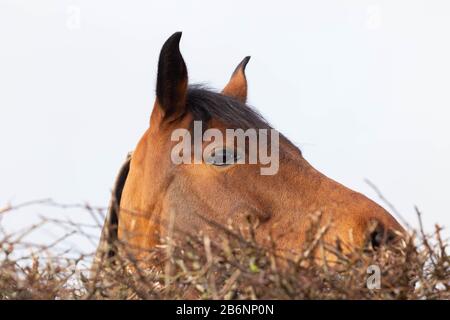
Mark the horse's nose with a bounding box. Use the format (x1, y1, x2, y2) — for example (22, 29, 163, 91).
(367, 219, 403, 249)
(344, 190, 406, 248)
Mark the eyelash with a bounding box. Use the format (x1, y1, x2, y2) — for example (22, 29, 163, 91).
(208, 148, 239, 166)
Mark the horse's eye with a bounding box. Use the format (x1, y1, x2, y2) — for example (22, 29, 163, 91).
(206, 148, 239, 167)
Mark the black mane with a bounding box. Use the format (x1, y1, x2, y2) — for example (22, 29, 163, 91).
(186, 85, 272, 130)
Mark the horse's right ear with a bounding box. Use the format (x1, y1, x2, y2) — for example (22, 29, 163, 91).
(155, 32, 188, 121)
(222, 56, 250, 103)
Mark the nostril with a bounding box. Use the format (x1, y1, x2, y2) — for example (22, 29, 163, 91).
(369, 222, 396, 249)
(370, 227, 385, 248)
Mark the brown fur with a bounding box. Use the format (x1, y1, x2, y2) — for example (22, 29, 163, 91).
(100, 33, 405, 266)
(222, 56, 250, 103)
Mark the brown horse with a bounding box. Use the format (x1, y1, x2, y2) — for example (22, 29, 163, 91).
(96, 32, 404, 267)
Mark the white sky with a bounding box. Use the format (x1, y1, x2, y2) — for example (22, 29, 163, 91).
(0, 0, 449, 254)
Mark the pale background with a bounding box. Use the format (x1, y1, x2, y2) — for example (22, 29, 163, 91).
(1, 0, 449, 254)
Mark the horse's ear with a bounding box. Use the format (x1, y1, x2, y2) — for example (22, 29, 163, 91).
(222, 56, 250, 103)
(156, 32, 188, 121)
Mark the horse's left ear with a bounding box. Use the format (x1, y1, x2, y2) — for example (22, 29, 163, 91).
(156, 32, 188, 121)
(222, 56, 250, 103)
